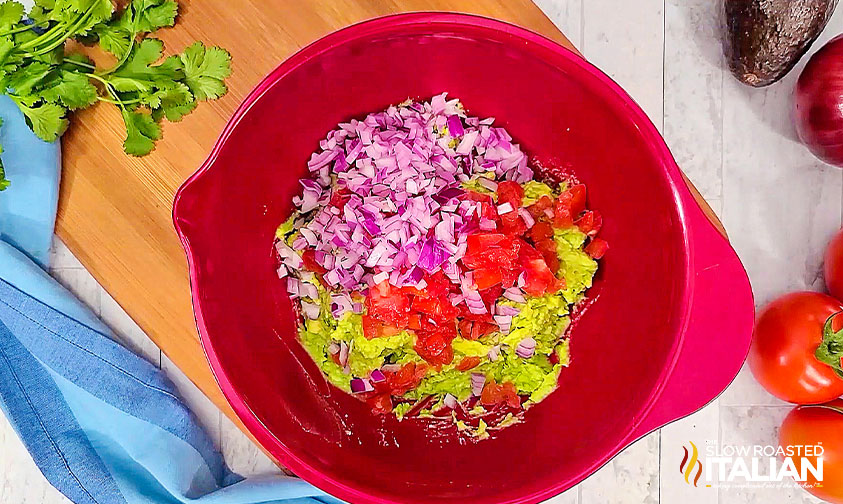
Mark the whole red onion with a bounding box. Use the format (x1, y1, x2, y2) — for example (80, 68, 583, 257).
(796, 35, 843, 167)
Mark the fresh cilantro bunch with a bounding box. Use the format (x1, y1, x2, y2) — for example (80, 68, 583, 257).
(0, 0, 232, 190)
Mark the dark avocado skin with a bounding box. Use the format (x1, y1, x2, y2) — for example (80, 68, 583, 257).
(726, 0, 838, 87)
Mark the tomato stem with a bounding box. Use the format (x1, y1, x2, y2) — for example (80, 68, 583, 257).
(815, 311, 843, 379)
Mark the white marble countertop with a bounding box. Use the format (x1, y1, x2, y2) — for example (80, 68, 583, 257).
(2, 0, 842, 503)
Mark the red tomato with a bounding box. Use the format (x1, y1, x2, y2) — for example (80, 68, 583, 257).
(749, 292, 843, 404)
(367, 394, 393, 414)
(567, 184, 587, 216)
(385, 362, 428, 395)
(535, 238, 560, 273)
(329, 187, 352, 210)
(527, 195, 554, 219)
(300, 250, 327, 275)
(528, 221, 554, 243)
(779, 400, 843, 503)
(575, 210, 603, 237)
(499, 212, 528, 236)
(473, 267, 503, 290)
(414, 331, 455, 366)
(553, 191, 574, 228)
(825, 229, 843, 302)
(361, 314, 401, 339)
(480, 379, 521, 408)
(464, 190, 495, 204)
(584, 238, 609, 259)
(367, 281, 410, 325)
(411, 296, 459, 324)
(466, 232, 506, 255)
(520, 258, 555, 296)
(458, 319, 496, 340)
(497, 181, 525, 208)
(456, 356, 482, 371)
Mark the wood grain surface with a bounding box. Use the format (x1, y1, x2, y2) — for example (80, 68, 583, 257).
(56, 0, 576, 447)
(56, 0, 724, 454)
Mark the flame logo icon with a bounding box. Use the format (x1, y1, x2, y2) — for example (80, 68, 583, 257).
(680, 441, 703, 487)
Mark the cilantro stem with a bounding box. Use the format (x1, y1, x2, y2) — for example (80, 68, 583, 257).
(64, 59, 96, 71)
(16, 21, 69, 51)
(0, 22, 47, 38)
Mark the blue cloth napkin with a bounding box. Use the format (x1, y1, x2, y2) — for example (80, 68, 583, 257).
(0, 96, 343, 504)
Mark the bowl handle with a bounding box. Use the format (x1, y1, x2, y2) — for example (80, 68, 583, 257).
(630, 200, 754, 437)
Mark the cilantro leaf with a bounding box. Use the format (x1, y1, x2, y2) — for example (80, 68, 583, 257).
(6, 62, 51, 95)
(179, 42, 231, 101)
(122, 109, 161, 156)
(152, 96, 195, 122)
(94, 22, 131, 56)
(41, 71, 97, 109)
(0, 2, 24, 31)
(113, 38, 182, 81)
(14, 100, 68, 141)
(136, 0, 178, 33)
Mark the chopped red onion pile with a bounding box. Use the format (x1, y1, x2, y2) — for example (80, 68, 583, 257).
(278, 94, 533, 318)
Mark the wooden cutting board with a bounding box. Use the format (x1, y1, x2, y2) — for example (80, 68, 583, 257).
(55, 0, 577, 450)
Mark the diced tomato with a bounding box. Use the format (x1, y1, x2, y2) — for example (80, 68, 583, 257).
(499, 212, 527, 236)
(329, 187, 352, 211)
(456, 356, 482, 371)
(473, 267, 503, 290)
(520, 255, 556, 297)
(458, 319, 494, 341)
(479, 202, 499, 222)
(462, 244, 519, 270)
(568, 184, 587, 216)
(362, 314, 401, 339)
(554, 191, 574, 228)
(517, 239, 542, 260)
(466, 233, 507, 255)
(367, 393, 393, 414)
(528, 221, 554, 243)
(423, 270, 452, 298)
(585, 238, 609, 259)
(497, 181, 525, 208)
(501, 266, 520, 288)
(330, 352, 341, 365)
(385, 362, 428, 395)
(527, 195, 554, 219)
(412, 296, 459, 324)
(367, 281, 410, 326)
(301, 250, 327, 275)
(479, 285, 503, 310)
(414, 331, 455, 366)
(535, 238, 560, 273)
(575, 210, 602, 237)
(480, 379, 521, 408)
(464, 190, 495, 204)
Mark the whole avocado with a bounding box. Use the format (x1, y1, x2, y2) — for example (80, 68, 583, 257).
(725, 0, 838, 87)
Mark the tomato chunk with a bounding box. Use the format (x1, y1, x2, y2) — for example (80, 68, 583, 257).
(473, 267, 503, 290)
(456, 356, 482, 371)
(362, 314, 401, 339)
(367, 393, 393, 414)
(554, 191, 574, 228)
(575, 210, 602, 237)
(414, 331, 455, 366)
(528, 195, 554, 219)
(568, 184, 587, 216)
(301, 250, 327, 275)
(480, 379, 521, 409)
(585, 238, 609, 259)
(497, 181, 525, 208)
(385, 362, 428, 395)
(528, 221, 554, 243)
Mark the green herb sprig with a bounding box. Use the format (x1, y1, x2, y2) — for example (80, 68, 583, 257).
(0, 0, 231, 189)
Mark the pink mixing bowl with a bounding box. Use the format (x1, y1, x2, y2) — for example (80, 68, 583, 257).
(173, 12, 754, 504)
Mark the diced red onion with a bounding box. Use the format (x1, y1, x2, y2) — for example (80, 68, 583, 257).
(471, 373, 486, 396)
(339, 341, 349, 367)
(350, 378, 374, 394)
(494, 314, 512, 333)
(518, 208, 535, 228)
(301, 301, 321, 320)
(478, 177, 498, 191)
(516, 337, 537, 359)
(497, 202, 514, 215)
(503, 288, 526, 304)
(327, 342, 340, 355)
(443, 393, 459, 409)
(370, 369, 386, 383)
(488, 345, 501, 362)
